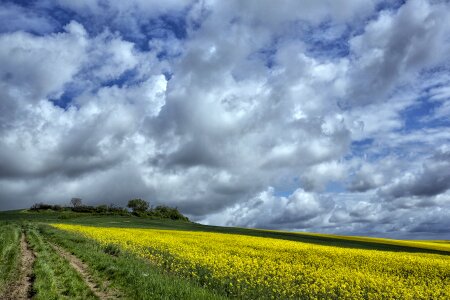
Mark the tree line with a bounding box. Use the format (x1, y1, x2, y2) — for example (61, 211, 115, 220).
(30, 198, 189, 221)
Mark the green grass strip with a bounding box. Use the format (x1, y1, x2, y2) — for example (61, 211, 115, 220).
(0, 222, 21, 295)
(25, 224, 98, 300)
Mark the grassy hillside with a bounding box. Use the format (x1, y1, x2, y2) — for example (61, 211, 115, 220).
(0, 209, 449, 299)
(2, 209, 449, 255)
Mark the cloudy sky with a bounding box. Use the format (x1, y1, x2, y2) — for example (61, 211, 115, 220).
(1, 0, 450, 238)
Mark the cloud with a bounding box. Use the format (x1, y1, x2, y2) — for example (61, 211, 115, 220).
(0, 21, 87, 104)
(300, 160, 347, 191)
(379, 146, 450, 199)
(0, 0, 450, 238)
(0, 2, 55, 35)
(343, 0, 450, 107)
(50, 0, 192, 42)
(202, 187, 335, 229)
(347, 170, 384, 193)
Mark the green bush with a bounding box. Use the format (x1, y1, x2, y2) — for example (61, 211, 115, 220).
(72, 205, 96, 213)
(149, 206, 189, 221)
(28, 200, 189, 221)
(104, 244, 121, 256)
(95, 205, 108, 214)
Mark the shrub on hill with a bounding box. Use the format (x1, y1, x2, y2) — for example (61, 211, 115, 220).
(95, 204, 108, 214)
(71, 205, 128, 215)
(106, 205, 129, 215)
(29, 200, 189, 221)
(71, 205, 96, 213)
(148, 205, 190, 221)
(30, 203, 64, 211)
(30, 203, 127, 215)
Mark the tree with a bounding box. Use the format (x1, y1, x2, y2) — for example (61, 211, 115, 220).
(96, 204, 108, 214)
(127, 198, 149, 213)
(71, 197, 82, 208)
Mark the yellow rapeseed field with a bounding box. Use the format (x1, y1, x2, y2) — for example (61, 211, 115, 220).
(52, 224, 450, 299)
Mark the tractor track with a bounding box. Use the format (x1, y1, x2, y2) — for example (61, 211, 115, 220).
(51, 243, 121, 300)
(3, 233, 36, 300)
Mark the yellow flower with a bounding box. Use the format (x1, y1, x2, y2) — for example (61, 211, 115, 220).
(52, 224, 450, 299)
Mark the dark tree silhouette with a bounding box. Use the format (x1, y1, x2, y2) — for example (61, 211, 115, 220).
(127, 198, 149, 213)
(71, 197, 82, 207)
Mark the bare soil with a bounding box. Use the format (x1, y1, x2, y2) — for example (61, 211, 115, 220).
(3, 233, 36, 300)
(51, 244, 121, 300)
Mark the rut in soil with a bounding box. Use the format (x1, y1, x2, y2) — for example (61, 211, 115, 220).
(51, 243, 122, 300)
(3, 233, 36, 300)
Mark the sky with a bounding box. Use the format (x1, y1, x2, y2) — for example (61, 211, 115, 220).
(1, 0, 450, 239)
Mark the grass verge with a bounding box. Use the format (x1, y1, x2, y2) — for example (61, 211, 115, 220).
(0, 222, 21, 296)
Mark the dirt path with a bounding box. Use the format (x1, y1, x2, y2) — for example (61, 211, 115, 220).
(3, 233, 36, 300)
(51, 244, 121, 300)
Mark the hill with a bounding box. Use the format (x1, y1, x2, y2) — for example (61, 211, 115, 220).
(0, 209, 449, 299)
(2, 209, 449, 255)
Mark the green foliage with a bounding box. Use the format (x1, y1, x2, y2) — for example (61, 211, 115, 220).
(27, 200, 191, 221)
(127, 198, 149, 214)
(95, 205, 108, 214)
(103, 244, 121, 256)
(71, 205, 97, 213)
(52, 205, 63, 211)
(30, 203, 65, 211)
(0, 223, 21, 296)
(149, 205, 190, 221)
(57, 214, 74, 220)
(105, 205, 129, 216)
(29, 203, 129, 216)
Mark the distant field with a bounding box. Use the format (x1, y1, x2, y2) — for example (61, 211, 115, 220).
(286, 231, 450, 253)
(418, 240, 450, 244)
(1, 209, 449, 299)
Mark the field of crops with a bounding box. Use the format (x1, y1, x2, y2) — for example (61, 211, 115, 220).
(53, 224, 450, 299)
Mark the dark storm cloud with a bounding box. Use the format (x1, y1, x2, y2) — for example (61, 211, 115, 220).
(347, 178, 379, 193)
(411, 217, 450, 234)
(166, 140, 224, 168)
(380, 148, 450, 199)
